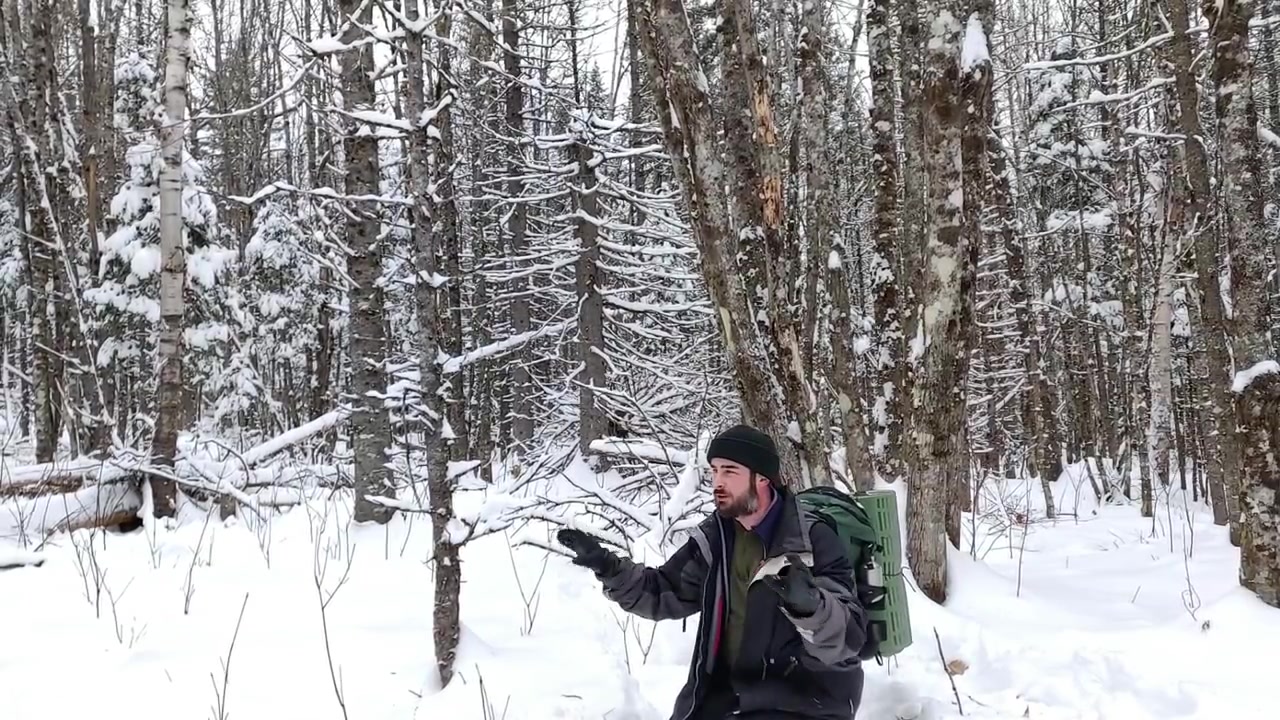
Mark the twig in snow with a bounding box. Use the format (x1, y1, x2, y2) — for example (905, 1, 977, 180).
(503, 529, 548, 636)
(474, 665, 511, 720)
(610, 609, 634, 673)
(103, 574, 144, 647)
(209, 593, 250, 720)
(933, 627, 965, 716)
(184, 507, 217, 615)
(68, 522, 107, 618)
(312, 503, 354, 720)
(1015, 482, 1031, 598)
(1178, 488, 1201, 622)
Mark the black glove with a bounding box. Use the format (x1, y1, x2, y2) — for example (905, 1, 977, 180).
(556, 529, 621, 576)
(762, 553, 821, 618)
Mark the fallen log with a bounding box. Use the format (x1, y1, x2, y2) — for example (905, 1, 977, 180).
(2, 408, 349, 502)
(1, 482, 142, 541)
(0, 456, 128, 494)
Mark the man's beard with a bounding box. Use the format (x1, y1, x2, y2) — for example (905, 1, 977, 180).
(715, 481, 759, 518)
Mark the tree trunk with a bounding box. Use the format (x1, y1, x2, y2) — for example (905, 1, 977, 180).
(717, 0, 828, 488)
(78, 0, 111, 454)
(867, 0, 904, 481)
(1146, 225, 1178, 518)
(501, 0, 533, 449)
(148, 0, 193, 517)
(1235, 366, 1280, 607)
(405, 0, 460, 684)
(340, 0, 393, 524)
(10, 1, 58, 464)
(907, 0, 967, 604)
(1167, 0, 1240, 541)
(893, 0, 926, 477)
(1205, 0, 1278, 604)
(988, 90, 1055, 517)
(631, 0, 832, 488)
(573, 134, 607, 456)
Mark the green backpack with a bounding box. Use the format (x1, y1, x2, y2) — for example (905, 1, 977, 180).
(796, 486, 911, 661)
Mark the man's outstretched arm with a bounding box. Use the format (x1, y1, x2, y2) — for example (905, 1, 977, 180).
(558, 529, 708, 621)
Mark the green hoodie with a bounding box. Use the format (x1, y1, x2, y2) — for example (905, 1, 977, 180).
(722, 519, 766, 667)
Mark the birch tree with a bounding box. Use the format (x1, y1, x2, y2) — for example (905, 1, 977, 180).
(147, 0, 194, 517)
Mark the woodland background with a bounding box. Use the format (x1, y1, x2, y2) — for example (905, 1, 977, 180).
(1, 0, 1279, 689)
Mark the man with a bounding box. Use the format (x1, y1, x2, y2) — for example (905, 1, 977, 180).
(557, 424, 867, 720)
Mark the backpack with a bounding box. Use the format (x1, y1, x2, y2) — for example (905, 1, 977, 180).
(796, 486, 905, 662)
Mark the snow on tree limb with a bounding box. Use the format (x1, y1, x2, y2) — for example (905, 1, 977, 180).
(184, 59, 319, 122)
(588, 438, 691, 466)
(1021, 15, 1280, 70)
(440, 317, 577, 374)
(240, 409, 350, 465)
(226, 181, 413, 207)
(1232, 361, 1280, 393)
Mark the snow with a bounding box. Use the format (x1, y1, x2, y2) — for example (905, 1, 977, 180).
(0, 546, 43, 568)
(960, 14, 990, 72)
(1, 455, 1277, 719)
(1231, 360, 1280, 393)
(307, 35, 351, 55)
(1260, 123, 1280, 150)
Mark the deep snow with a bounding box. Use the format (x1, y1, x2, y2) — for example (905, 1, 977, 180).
(1, 458, 1275, 720)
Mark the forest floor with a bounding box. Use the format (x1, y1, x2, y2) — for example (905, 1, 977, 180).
(0, 457, 1275, 720)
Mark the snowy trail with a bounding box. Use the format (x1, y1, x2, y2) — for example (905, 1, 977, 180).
(0, 476, 1274, 720)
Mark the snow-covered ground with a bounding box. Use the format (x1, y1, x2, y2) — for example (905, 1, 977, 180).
(1, 458, 1275, 720)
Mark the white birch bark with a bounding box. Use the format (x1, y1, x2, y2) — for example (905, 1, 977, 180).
(1146, 233, 1177, 518)
(148, 0, 193, 517)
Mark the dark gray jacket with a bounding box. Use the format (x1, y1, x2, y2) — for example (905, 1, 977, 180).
(596, 486, 867, 720)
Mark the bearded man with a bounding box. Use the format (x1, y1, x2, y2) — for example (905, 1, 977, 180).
(557, 424, 868, 720)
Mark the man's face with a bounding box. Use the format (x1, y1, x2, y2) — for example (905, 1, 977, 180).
(710, 459, 760, 518)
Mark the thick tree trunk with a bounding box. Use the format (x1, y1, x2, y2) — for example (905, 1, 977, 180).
(795, 0, 835, 487)
(631, 0, 833, 488)
(892, 0, 926, 476)
(867, 0, 904, 481)
(11, 1, 58, 464)
(907, 0, 967, 604)
(717, 0, 828, 487)
(340, 0, 393, 524)
(1205, 0, 1278, 603)
(1235, 366, 1280, 607)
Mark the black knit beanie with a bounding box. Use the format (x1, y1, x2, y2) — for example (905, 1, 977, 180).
(706, 424, 780, 483)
